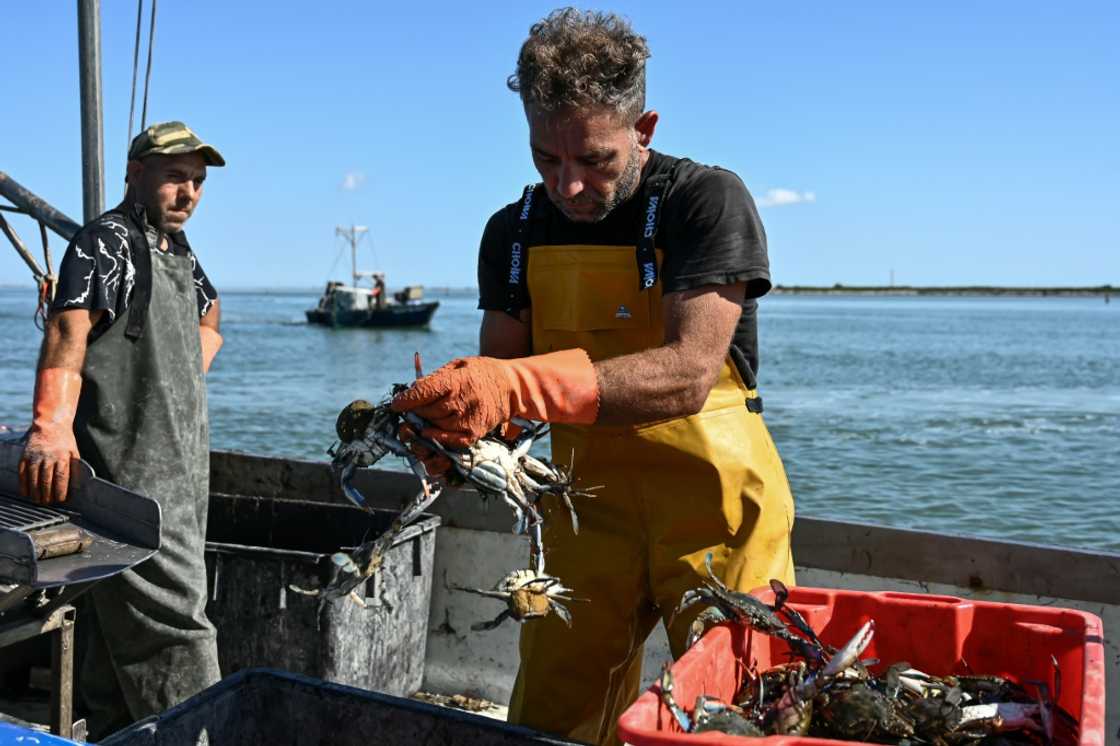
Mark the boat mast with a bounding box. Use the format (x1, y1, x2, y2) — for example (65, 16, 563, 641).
(77, 0, 105, 222)
(335, 224, 368, 286)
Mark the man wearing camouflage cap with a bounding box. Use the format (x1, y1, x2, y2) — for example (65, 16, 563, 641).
(19, 120, 225, 737)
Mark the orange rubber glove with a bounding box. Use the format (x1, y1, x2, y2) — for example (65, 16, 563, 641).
(498, 420, 524, 443)
(397, 422, 454, 479)
(18, 368, 82, 504)
(391, 349, 599, 448)
(200, 326, 223, 374)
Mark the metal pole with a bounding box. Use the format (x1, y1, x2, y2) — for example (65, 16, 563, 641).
(351, 229, 357, 285)
(0, 213, 46, 281)
(77, 0, 105, 223)
(49, 607, 76, 739)
(0, 171, 82, 241)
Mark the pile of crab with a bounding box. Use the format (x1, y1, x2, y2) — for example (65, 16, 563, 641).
(297, 380, 591, 631)
(659, 554, 1077, 745)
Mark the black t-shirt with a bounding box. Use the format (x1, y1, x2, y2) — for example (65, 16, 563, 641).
(477, 150, 770, 388)
(52, 203, 218, 342)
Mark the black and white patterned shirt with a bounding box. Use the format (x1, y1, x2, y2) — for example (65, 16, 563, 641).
(51, 203, 217, 341)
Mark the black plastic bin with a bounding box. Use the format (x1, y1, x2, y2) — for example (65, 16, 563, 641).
(203, 494, 440, 696)
(101, 669, 580, 746)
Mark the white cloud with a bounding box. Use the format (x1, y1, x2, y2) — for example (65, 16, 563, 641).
(340, 171, 366, 191)
(758, 188, 816, 208)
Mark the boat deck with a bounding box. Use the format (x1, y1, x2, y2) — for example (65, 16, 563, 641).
(212, 450, 1120, 737)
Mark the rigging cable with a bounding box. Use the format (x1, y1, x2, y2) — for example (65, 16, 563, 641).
(140, 0, 158, 130)
(325, 241, 346, 282)
(36, 220, 53, 330)
(126, 0, 143, 149)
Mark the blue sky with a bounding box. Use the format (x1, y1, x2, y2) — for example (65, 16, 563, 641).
(2, 1, 1117, 289)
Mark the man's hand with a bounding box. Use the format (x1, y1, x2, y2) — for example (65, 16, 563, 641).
(18, 368, 83, 504)
(391, 349, 599, 449)
(396, 422, 455, 478)
(19, 309, 95, 504)
(392, 358, 516, 448)
(20, 421, 81, 504)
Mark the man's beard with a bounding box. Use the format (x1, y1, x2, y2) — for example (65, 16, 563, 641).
(603, 145, 643, 215)
(558, 144, 643, 223)
(150, 203, 190, 233)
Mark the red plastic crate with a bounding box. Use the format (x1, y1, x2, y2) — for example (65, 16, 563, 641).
(618, 587, 1106, 746)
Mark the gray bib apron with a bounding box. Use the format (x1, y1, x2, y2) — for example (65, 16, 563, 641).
(74, 240, 220, 738)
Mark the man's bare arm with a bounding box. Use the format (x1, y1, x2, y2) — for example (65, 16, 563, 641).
(393, 288, 742, 444)
(594, 283, 745, 425)
(19, 309, 101, 502)
(484, 287, 743, 424)
(480, 309, 532, 359)
(201, 296, 221, 332)
(199, 297, 222, 373)
(38, 309, 100, 371)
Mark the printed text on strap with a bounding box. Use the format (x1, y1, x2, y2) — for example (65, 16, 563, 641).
(634, 162, 679, 291)
(505, 183, 538, 315)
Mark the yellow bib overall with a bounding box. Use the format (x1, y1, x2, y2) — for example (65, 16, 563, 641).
(506, 240, 796, 745)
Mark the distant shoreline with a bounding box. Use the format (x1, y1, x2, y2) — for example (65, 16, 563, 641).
(771, 285, 1115, 297)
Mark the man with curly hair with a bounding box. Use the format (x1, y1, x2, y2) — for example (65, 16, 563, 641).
(393, 9, 795, 743)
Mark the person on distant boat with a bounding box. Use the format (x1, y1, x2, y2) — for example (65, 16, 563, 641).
(373, 272, 387, 309)
(17, 121, 225, 738)
(391, 10, 795, 745)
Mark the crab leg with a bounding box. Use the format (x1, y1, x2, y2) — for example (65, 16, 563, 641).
(448, 585, 511, 601)
(471, 610, 513, 632)
(529, 521, 545, 575)
(558, 490, 580, 534)
(396, 481, 444, 527)
(549, 598, 574, 626)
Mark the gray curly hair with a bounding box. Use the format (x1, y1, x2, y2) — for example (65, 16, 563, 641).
(508, 8, 650, 122)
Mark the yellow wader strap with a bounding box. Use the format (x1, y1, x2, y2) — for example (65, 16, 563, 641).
(504, 161, 683, 312)
(504, 183, 539, 315)
(635, 162, 679, 291)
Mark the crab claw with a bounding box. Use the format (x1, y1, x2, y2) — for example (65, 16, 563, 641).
(769, 578, 790, 609)
(671, 587, 708, 626)
(333, 457, 372, 511)
(821, 619, 875, 679)
(703, 551, 718, 582)
(685, 606, 730, 649)
(659, 664, 693, 732)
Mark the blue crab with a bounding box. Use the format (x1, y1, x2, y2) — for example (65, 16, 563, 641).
(299, 381, 594, 614)
(674, 553, 823, 662)
(451, 568, 583, 631)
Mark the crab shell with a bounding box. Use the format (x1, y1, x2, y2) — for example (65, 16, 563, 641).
(335, 399, 377, 443)
(520, 454, 563, 483)
(455, 440, 530, 497)
(511, 587, 553, 618)
(498, 568, 548, 591)
(497, 570, 562, 619)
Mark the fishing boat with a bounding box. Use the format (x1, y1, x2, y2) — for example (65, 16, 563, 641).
(1, 5, 1115, 740)
(305, 225, 439, 329)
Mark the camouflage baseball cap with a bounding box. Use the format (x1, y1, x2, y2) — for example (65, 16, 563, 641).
(127, 121, 226, 166)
